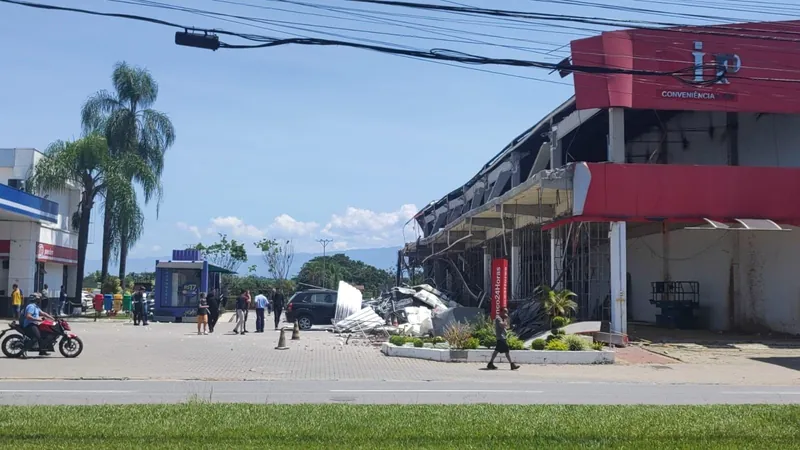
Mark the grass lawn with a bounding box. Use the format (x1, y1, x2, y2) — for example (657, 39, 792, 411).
(0, 404, 797, 449)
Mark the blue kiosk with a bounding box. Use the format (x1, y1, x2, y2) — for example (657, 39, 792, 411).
(153, 249, 235, 322)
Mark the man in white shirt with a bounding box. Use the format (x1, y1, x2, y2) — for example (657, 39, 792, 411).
(254, 291, 269, 333)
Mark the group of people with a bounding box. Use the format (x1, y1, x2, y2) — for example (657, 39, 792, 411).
(9, 284, 69, 319)
(194, 288, 224, 335)
(231, 288, 285, 335)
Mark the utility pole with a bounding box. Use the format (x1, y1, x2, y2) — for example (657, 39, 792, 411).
(316, 239, 333, 288)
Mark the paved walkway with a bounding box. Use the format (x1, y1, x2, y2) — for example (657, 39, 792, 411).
(1, 315, 798, 386)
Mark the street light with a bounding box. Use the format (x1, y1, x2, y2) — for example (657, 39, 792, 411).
(316, 239, 333, 288)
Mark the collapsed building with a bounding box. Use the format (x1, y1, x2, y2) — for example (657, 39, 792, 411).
(399, 19, 800, 338)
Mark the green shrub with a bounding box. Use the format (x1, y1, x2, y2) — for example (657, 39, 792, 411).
(389, 336, 406, 346)
(546, 334, 563, 343)
(591, 341, 605, 351)
(412, 338, 424, 348)
(530, 338, 547, 350)
(481, 334, 497, 348)
(507, 336, 525, 350)
(552, 328, 566, 336)
(563, 334, 590, 351)
(545, 340, 569, 351)
(432, 336, 446, 344)
(551, 316, 568, 329)
(443, 322, 473, 349)
(464, 337, 480, 350)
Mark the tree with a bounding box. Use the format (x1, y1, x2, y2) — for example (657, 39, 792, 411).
(255, 238, 295, 281)
(295, 254, 392, 298)
(192, 233, 248, 272)
(537, 285, 578, 319)
(82, 61, 175, 288)
(27, 134, 140, 301)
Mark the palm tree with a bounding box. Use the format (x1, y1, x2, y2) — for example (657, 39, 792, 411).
(26, 134, 144, 301)
(537, 285, 579, 318)
(81, 61, 175, 287)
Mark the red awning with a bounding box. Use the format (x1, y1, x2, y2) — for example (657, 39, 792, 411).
(565, 162, 800, 225)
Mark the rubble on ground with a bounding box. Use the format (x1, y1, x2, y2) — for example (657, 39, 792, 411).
(509, 298, 548, 340)
(334, 284, 462, 337)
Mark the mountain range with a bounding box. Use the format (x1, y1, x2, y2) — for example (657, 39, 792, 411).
(86, 246, 402, 278)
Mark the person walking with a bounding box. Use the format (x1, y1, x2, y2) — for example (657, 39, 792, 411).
(132, 286, 146, 326)
(487, 307, 520, 371)
(58, 285, 67, 316)
(233, 290, 248, 335)
(197, 292, 210, 335)
(254, 290, 268, 333)
(272, 288, 285, 330)
(240, 290, 251, 334)
(207, 289, 220, 333)
(10, 284, 22, 320)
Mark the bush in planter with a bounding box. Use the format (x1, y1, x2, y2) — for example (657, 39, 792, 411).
(443, 322, 473, 349)
(412, 338, 424, 348)
(546, 334, 563, 343)
(530, 338, 547, 350)
(389, 336, 412, 347)
(551, 316, 568, 329)
(563, 334, 590, 351)
(507, 335, 525, 350)
(591, 341, 605, 351)
(432, 336, 446, 344)
(545, 340, 569, 351)
(464, 337, 480, 350)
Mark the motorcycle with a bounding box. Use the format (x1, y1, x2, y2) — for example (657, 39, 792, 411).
(0, 318, 84, 358)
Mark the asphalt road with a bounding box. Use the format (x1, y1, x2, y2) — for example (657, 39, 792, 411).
(1, 380, 799, 405)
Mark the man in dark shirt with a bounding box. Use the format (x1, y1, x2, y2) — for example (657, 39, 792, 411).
(233, 290, 248, 335)
(132, 287, 146, 326)
(272, 288, 285, 330)
(58, 285, 67, 316)
(207, 289, 220, 333)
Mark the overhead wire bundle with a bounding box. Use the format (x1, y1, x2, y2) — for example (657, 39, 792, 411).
(4, 0, 800, 86)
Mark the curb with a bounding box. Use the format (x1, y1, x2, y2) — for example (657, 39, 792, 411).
(380, 343, 615, 364)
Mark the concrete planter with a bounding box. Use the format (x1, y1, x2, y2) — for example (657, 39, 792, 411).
(381, 343, 614, 364)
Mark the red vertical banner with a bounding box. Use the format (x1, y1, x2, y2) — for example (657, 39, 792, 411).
(491, 258, 509, 320)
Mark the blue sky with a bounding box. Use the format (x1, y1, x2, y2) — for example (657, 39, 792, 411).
(0, 0, 777, 261)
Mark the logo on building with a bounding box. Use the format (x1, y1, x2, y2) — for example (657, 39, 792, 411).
(659, 41, 740, 101)
(37, 243, 54, 259)
(691, 41, 741, 85)
(180, 283, 198, 299)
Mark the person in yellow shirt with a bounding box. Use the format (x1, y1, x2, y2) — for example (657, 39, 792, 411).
(11, 284, 22, 319)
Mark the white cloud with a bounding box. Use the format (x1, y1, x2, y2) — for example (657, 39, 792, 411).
(176, 222, 202, 239)
(175, 204, 419, 253)
(209, 216, 265, 239)
(269, 214, 319, 237)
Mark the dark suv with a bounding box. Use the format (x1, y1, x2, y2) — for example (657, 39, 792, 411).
(285, 289, 338, 330)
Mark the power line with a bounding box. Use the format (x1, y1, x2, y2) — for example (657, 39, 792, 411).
(6, 0, 800, 87)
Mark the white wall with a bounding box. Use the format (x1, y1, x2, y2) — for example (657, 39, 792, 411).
(42, 262, 64, 297)
(627, 228, 800, 335)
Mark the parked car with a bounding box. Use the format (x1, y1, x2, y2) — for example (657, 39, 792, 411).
(81, 292, 94, 312)
(285, 289, 338, 330)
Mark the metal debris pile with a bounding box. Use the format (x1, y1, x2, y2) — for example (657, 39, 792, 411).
(509, 297, 548, 339)
(333, 284, 462, 337)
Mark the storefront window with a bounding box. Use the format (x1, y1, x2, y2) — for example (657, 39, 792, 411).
(166, 269, 201, 308)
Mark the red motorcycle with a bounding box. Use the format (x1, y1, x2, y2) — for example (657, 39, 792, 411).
(1, 318, 84, 358)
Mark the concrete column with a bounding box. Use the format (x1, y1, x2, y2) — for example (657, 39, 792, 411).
(510, 234, 521, 300)
(8, 222, 37, 296)
(550, 238, 563, 290)
(608, 107, 628, 335)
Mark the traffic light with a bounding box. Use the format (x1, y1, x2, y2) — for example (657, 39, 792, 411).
(175, 31, 220, 51)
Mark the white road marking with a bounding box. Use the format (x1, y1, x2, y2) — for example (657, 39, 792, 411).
(0, 390, 132, 394)
(330, 390, 543, 394)
(722, 391, 800, 395)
